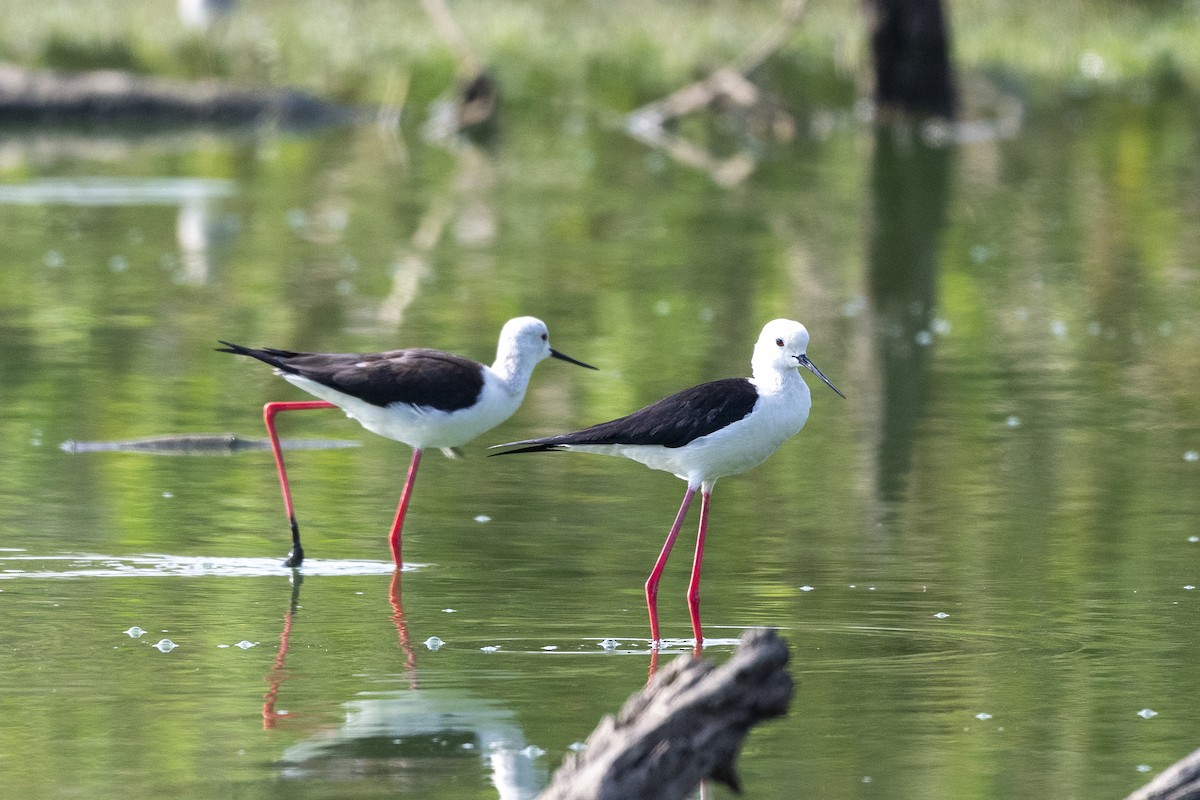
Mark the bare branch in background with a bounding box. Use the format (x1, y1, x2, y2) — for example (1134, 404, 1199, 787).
(625, 0, 807, 187)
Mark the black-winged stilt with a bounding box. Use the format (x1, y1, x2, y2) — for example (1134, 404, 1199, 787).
(492, 318, 843, 646)
(219, 317, 595, 568)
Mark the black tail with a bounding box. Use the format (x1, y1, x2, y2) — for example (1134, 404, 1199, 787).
(216, 340, 305, 371)
(488, 441, 568, 456)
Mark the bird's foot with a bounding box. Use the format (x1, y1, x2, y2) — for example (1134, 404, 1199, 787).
(284, 545, 305, 568)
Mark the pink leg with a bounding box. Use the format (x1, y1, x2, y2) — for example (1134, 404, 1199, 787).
(388, 449, 423, 568)
(644, 485, 697, 646)
(686, 489, 713, 650)
(264, 400, 336, 567)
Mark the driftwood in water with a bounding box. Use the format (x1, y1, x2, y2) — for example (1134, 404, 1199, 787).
(539, 628, 792, 800)
(59, 433, 359, 456)
(0, 63, 357, 128)
(1126, 748, 1200, 800)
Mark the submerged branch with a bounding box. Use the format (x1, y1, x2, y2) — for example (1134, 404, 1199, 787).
(60, 433, 360, 456)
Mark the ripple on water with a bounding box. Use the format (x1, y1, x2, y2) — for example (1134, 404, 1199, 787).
(0, 553, 418, 579)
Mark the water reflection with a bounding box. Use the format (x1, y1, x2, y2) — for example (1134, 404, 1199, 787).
(866, 126, 955, 513)
(0, 174, 240, 288)
(270, 571, 545, 799)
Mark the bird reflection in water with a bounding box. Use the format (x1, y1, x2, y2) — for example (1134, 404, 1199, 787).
(260, 572, 545, 798)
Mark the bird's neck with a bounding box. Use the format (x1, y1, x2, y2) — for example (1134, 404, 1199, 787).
(751, 363, 804, 395)
(490, 352, 534, 396)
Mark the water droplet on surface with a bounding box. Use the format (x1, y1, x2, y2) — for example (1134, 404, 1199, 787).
(1050, 320, 1068, 338)
(599, 639, 620, 650)
(235, 640, 255, 650)
(800, 585, 814, 592)
(975, 712, 993, 720)
(568, 741, 587, 752)
(1006, 416, 1021, 428)
(1184, 585, 1195, 591)
(443, 608, 457, 613)
(934, 612, 950, 619)
(542, 645, 558, 651)
(162, 492, 174, 499)
(480, 645, 500, 653)
(474, 514, 491, 523)
(1184, 451, 1199, 462)
(862, 776, 873, 784)
(914, 330, 933, 346)
(1137, 708, 1158, 719)
(461, 742, 475, 750)
(521, 745, 545, 759)
(1188, 536, 1199, 543)
(1136, 765, 1152, 773)
(125, 627, 146, 638)
(109, 255, 128, 272)
(153, 639, 178, 653)
(424, 637, 445, 650)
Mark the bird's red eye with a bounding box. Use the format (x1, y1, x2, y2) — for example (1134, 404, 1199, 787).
(775, 338, 784, 347)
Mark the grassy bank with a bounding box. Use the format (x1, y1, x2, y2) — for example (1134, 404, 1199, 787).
(0, 0, 1197, 112)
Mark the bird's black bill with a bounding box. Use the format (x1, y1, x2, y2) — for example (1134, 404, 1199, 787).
(550, 348, 598, 370)
(798, 355, 845, 399)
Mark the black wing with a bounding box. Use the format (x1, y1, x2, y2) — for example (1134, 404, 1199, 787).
(218, 341, 485, 411)
(497, 377, 758, 452)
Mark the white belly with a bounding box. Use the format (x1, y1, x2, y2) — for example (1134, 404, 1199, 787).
(569, 397, 808, 484)
(283, 374, 521, 450)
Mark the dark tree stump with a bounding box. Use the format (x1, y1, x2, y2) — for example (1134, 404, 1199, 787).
(866, 0, 958, 118)
(539, 628, 793, 800)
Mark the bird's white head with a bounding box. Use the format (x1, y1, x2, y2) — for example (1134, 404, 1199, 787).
(494, 317, 596, 380)
(497, 316, 555, 365)
(752, 319, 845, 398)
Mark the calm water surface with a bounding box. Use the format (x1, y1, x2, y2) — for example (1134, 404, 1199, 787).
(1, 91, 1199, 799)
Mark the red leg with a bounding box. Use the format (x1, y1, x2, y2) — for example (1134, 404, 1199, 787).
(388, 449, 423, 568)
(686, 489, 712, 650)
(264, 400, 336, 567)
(645, 485, 697, 646)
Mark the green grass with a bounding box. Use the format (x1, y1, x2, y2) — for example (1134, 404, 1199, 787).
(0, 0, 1197, 110)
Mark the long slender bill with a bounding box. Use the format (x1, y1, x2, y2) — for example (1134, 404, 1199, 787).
(550, 348, 598, 370)
(798, 354, 845, 398)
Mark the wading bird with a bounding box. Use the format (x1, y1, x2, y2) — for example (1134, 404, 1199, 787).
(492, 319, 843, 645)
(220, 317, 595, 567)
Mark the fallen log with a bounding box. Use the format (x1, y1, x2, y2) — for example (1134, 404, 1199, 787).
(0, 63, 357, 128)
(539, 628, 793, 800)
